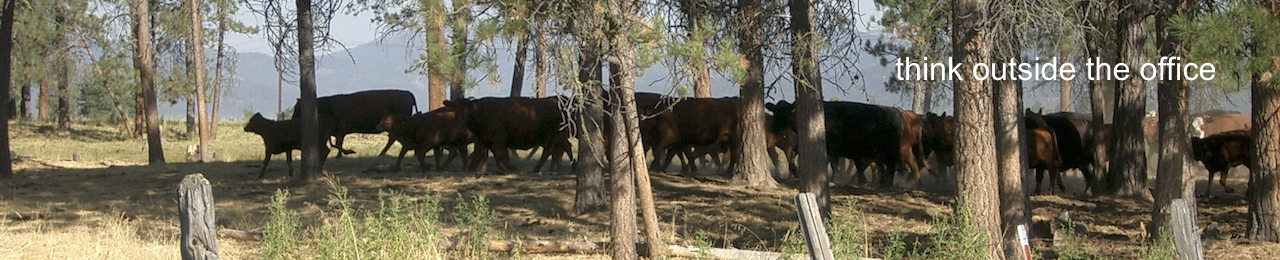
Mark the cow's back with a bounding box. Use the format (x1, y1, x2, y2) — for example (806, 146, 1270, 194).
(823, 102, 903, 162)
(1201, 113, 1251, 137)
(464, 97, 566, 149)
(303, 90, 416, 134)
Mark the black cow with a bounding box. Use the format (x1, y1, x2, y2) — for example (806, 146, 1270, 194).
(766, 100, 917, 187)
(445, 97, 573, 172)
(294, 89, 416, 158)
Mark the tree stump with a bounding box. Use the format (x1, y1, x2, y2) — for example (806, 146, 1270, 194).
(178, 173, 219, 260)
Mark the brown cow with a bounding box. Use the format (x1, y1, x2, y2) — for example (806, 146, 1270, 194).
(767, 101, 917, 188)
(678, 115, 796, 175)
(243, 113, 331, 178)
(640, 95, 741, 176)
(1191, 129, 1251, 197)
(1026, 110, 1065, 195)
(1193, 113, 1250, 138)
(376, 106, 474, 173)
(295, 89, 416, 158)
(445, 97, 573, 172)
(921, 112, 956, 169)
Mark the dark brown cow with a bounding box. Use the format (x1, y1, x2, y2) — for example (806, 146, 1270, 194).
(243, 113, 331, 178)
(640, 95, 741, 176)
(1044, 111, 1102, 194)
(294, 89, 416, 158)
(766, 100, 917, 188)
(678, 115, 796, 175)
(921, 112, 956, 168)
(1026, 110, 1065, 195)
(445, 97, 573, 172)
(376, 106, 475, 173)
(1191, 129, 1252, 197)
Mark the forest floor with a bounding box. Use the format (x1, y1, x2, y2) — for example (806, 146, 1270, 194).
(1, 120, 1277, 259)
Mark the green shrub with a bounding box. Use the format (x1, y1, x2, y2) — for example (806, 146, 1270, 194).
(829, 201, 867, 258)
(925, 202, 989, 260)
(454, 194, 493, 260)
(263, 189, 300, 260)
(1139, 231, 1177, 260)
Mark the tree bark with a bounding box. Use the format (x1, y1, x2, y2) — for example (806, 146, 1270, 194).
(56, 61, 70, 132)
(1248, 74, 1280, 241)
(994, 51, 1029, 258)
(1106, 0, 1151, 200)
(177, 174, 220, 259)
(211, 15, 227, 140)
(1151, 0, 1195, 238)
(132, 0, 165, 165)
(37, 77, 47, 120)
(19, 82, 29, 120)
(733, 0, 777, 187)
(533, 18, 548, 98)
(449, 0, 470, 101)
(1084, 1, 1115, 195)
(426, 0, 447, 109)
(573, 41, 606, 215)
(134, 93, 145, 138)
(186, 95, 196, 134)
(510, 33, 528, 97)
(190, 0, 209, 162)
(296, 0, 320, 179)
(789, 0, 830, 216)
(608, 87, 637, 260)
(0, 0, 15, 179)
(683, 2, 711, 98)
(953, 0, 1002, 257)
(1059, 51, 1072, 112)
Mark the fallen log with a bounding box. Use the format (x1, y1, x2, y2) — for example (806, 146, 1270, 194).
(4, 212, 46, 221)
(217, 228, 263, 242)
(439, 238, 597, 254)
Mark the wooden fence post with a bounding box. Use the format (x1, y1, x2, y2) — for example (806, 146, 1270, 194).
(795, 193, 834, 260)
(178, 173, 219, 260)
(1170, 199, 1203, 260)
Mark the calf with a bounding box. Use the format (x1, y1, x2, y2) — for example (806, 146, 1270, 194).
(377, 106, 475, 173)
(1026, 111, 1065, 195)
(243, 113, 331, 178)
(921, 112, 956, 169)
(1191, 129, 1251, 197)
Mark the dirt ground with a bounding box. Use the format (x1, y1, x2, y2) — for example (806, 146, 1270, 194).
(2, 123, 1278, 259)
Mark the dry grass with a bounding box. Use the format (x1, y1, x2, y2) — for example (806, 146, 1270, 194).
(1, 119, 1278, 259)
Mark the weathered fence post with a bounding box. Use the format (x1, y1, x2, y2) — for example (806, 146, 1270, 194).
(178, 173, 219, 260)
(795, 193, 834, 260)
(1170, 199, 1203, 260)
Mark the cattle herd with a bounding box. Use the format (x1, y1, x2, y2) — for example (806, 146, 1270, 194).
(243, 89, 1256, 197)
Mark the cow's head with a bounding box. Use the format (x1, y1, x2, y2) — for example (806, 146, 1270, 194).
(244, 113, 267, 133)
(377, 114, 406, 132)
(1190, 136, 1210, 162)
(764, 101, 797, 133)
(442, 98, 475, 118)
(923, 112, 956, 166)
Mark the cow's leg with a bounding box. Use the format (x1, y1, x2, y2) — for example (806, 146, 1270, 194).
(1221, 169, 1235, 193)
(285, 150, 294, 177)
(717, 147, 735, 178)
(492, 144, 518, 172)
(469, 145, 490, 172)
(456, 145, 470, 170)
(1034, 168, 1045, 195)
(1053, 170, 1067, 194)
(1080, 167, 1098, 195)
(333, 134, 356, 157)
(378, 135, 396, 157)
(434, 146, 445, 170)
(533, 147, 554, 172)
(258, 152, 272, 179)
(393, 147, 410, 171)
(1204, 169, 1218, 197)
(415, 147, 430, 174)
(853, 159, 871, 186)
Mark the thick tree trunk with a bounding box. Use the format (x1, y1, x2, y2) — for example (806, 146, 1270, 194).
(789, 0, 830, 216)
(533, 19, 548, 98)
(1084, 3, 1115, 195)
(132, 0, 164, 165)
(296, 0, 320, 179)
(426, 0, 447, 109)
(0, 0, 15, 179)
(994, 52, 1029, 258)
(953, 0, 1002, 257)
(573, 43, 607, 215)
(186, 95, 196, 134)
(134, 93, 145, 138)
(1106, 1, 1151, 200)
(912, 79, 925, 113)
(190, 0, 209, 162)
(733, 0, 776, 187)
(510, 33, 528, 97)
(1151, 0, 1195, 238)
(1059, 52, 1072, 112)
(608, 87, 637, 260)
(1248, 75, 1280, 241)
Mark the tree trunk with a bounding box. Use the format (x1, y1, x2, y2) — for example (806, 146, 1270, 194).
(1084, 2, 1115, 195)
(19, 82, 29, 120)
(0, 0, 15, 179)
(608, 86, 637, 260)
(533, 19, 548, 98)
(56, 62, 70, 132)
(449, 0, 470, 101)
(426, 0, 447, 109)
(186, 95, 196, 134)
(733, 0, 776, 187)
(684, 5, 711, 98)
(1059, 51, 1072, 112)
(134, 93, 145, 138)
(190, 0, 209, 162)
(37, 76, 47, 120)
(1150, 0, 1195, 239)
(1248, 74, 1280, 241)
(1106, 1, 1151, 200)
(177, 174, 220, 259)
(103, 76, 134, 137)
(510, 33, 528, 97)
(573, 42, 607, 215)
(922, 81, 934, 114)
(911, 79, 925, 113)
(994, 51, 1029, 258)
(789, 0, 831, 216)
(132, 0, 164, 165)
(296, 0, 320, 179)
(953, 0, 1002, 257)
(211, 16, 227, 140)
